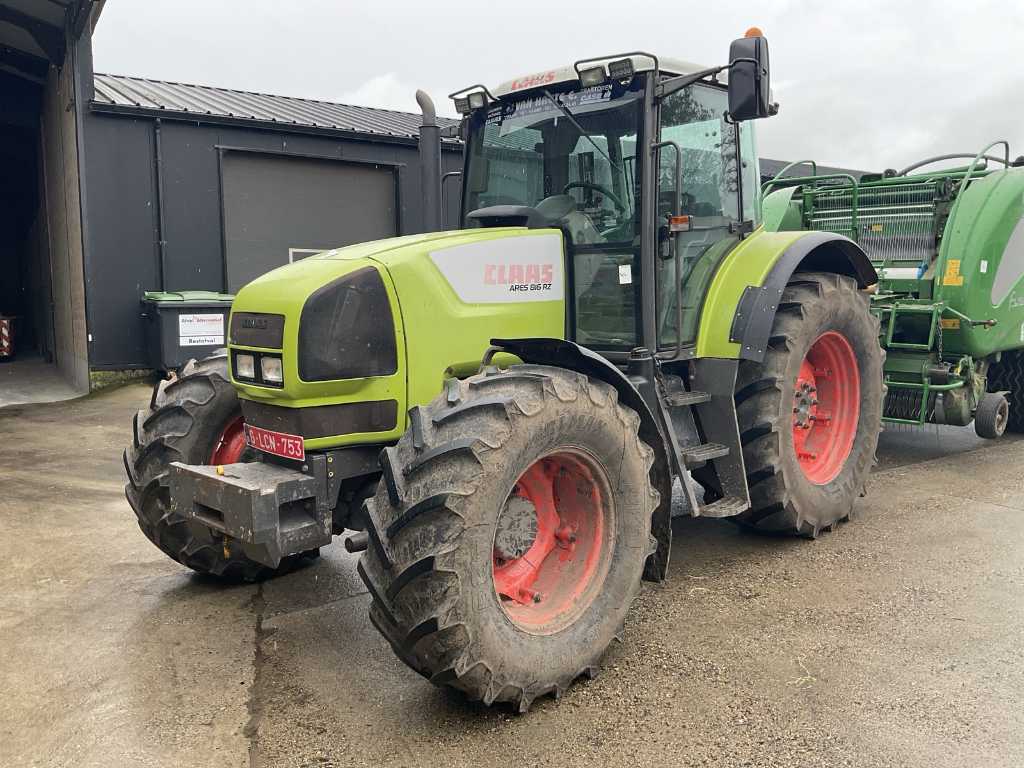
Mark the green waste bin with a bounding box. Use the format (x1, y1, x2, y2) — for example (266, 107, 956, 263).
(142, 290, 235, 372)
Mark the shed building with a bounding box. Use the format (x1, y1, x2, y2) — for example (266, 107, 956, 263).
(0, 1, 459, 402)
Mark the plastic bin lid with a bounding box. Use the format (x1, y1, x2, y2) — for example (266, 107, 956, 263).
(143, 290, 235, 304)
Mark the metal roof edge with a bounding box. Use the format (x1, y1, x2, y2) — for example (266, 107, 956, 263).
(87, 100, 464, 150)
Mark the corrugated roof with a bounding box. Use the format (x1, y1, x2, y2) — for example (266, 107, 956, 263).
(92, 73, 458, 141)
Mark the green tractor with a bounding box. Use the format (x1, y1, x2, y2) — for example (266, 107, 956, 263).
(762, 147, 1024, 436)
(125, 32, 891, 711)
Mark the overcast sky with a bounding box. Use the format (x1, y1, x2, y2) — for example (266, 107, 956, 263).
(92, 0, 1023, 171)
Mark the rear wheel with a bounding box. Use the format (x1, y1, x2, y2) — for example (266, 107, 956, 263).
(733, 272, 884, 535)
(358, 365, 658, 711)
(986, 350, 1024, 432)
(123, 352, 315, 581)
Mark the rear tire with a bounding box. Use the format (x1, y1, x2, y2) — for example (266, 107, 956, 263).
(733, 272, 884, 536)
(986, 350, 1024, 432)
(123, 351, 313, 581)
(358, 365, 658, 712)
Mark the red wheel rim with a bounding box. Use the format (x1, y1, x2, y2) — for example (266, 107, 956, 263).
(209, 415, 246, 464)
(792, 331, 860, 484)
(492, 451, 612, 633)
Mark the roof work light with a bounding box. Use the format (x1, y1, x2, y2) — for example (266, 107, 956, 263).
(578, 65, 607, 87)
(452, 87, 489, 115)
(607, 58, 635, 82)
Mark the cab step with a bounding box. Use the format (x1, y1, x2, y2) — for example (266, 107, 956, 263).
(682, 442, 729, 468)
(698, 495, 749, 518)
(664, 390, 712, 407)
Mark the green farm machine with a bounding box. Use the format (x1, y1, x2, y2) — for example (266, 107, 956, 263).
(123, 30, 1024, 711)
(763, 146, 1024, 435)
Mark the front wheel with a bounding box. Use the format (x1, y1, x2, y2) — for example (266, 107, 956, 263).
(123, 352, 315, 581)
(358, 365, 658, 711)
(733, 272, 884, 535)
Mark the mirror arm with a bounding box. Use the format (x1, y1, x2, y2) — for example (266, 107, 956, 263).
(654, 57, 765, 101)
(654, 65, 728, 100)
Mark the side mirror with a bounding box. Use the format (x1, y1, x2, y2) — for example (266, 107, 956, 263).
(727, 34, 773, 121)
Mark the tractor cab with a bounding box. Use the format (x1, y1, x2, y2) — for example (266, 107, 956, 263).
(452, 40, 770, 360)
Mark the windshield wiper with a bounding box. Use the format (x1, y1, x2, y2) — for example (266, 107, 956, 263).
(541, 89, 623, 177)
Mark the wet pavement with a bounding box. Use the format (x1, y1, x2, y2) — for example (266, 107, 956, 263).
(1, 383, 1022, 767)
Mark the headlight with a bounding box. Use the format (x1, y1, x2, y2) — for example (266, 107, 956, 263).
(298, 266, 398, 381)
(260, 355, 284, 384)
(235, 353, 255, 380)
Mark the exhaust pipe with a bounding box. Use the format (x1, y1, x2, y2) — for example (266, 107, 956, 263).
(416, 89, 443, 233)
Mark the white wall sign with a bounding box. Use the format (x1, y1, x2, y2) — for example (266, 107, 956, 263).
(179, 313, 225, 347)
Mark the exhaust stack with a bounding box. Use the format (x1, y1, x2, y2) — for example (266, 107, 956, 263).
(416, 89, 442, 233)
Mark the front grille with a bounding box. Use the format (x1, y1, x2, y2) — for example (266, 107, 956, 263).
(241, 399, 398, 439)
(298, 266, 398, 382)
(229, 312, 285, 348)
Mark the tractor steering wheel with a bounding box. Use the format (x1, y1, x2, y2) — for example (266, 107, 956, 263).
(562, 181, 627, 214)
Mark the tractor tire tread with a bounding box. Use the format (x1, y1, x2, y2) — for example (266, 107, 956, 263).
(358, 365, 657, 711)
(733, 272, 883, 536)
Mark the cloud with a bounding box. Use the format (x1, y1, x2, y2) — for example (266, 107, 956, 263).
(92, 0, 1024, 169)
(338, 73, 422, 114)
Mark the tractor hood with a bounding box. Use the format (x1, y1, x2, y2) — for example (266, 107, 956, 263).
(227, 227, 566, 450)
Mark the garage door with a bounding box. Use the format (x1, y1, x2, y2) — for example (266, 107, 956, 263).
(221, 152, 397, 291)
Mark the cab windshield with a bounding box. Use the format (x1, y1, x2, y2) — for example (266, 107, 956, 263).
(463, 79, 644, 246)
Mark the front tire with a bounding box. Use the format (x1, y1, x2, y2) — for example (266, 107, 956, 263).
(123, 352, 312, 581)
(358, 365, 658, 712)
(733, 272, 884, 535)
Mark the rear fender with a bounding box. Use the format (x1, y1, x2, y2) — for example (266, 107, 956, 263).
(490, 337, 674, 582)
(698, 230, 877, 362)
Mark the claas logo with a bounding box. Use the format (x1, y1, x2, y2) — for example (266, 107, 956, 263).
(510, 71, 557, 91)
(484, 263, 554, 286)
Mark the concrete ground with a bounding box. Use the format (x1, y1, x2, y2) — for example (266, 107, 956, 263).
(0, 357, 84, 408)
(1, 382, 1022, 768)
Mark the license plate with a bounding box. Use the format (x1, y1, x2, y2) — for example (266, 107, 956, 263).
(243, 424, 305, 461)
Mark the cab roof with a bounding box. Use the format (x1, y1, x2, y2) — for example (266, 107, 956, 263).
(491, 54, 716, 99)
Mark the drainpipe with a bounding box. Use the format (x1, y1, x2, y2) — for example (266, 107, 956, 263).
(416, 89, 442, 233)
(153, 118, 168, 290)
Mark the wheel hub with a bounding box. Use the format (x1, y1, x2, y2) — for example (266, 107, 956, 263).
(791, 331, 860, 485)
(492, 451, 608, 632)
(494, 496, 539, 563)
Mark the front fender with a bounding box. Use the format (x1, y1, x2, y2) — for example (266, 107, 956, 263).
(490, 337, 674, 582)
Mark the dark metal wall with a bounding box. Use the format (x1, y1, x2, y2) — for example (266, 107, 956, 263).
(221, 151, 398, 291)
(80, 111, 462, 369)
